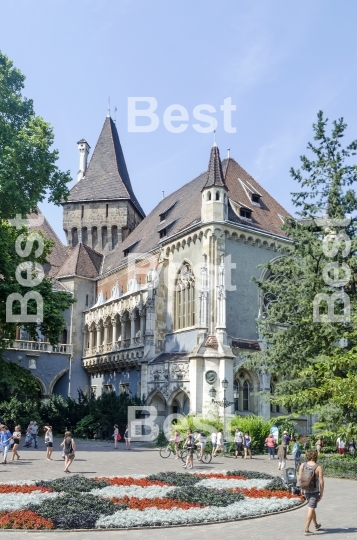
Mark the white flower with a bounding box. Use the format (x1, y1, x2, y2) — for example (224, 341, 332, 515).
(95, 497, 301, 528)
(0, 480, 36, 486)
(0, 491, 58, 511)
(196, 478, 271, 490)
(90, 485, 176, 499)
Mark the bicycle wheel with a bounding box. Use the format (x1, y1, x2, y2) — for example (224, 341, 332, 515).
(159, 446, 171, 458)
(201, 451, 212, 464)
(181, 449, 188, 462)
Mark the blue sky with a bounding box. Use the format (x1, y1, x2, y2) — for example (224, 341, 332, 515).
(1, 0, 357, 242)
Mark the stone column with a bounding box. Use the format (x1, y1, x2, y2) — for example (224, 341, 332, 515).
(216, 253, 227, 345)
(139, 307, 146, 344)
(199, 254, 209, 329)
(89, 328, 94, 349)
(120, 314, 127, 348)
(103, 321, 109, 345)
(129, 310, 137, 346)
(111, 317, 117, 348)
(96, 322, 102, 346)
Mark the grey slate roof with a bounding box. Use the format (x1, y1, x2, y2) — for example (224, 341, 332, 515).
(57, 243, 103, 279)
(67, 117, 145, 218)
(202, 144, 227, 191)
(102, 149, 291, 276)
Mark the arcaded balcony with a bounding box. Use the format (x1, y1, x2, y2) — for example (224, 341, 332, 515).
(7, 340, 72, 355)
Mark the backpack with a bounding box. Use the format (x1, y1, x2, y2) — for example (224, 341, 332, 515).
(300, 463, 318, 491)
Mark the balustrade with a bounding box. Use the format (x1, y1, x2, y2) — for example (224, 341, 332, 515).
(7, 340, 72, 355)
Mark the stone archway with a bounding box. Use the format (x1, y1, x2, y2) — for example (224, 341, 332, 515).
(48, 368, 69, 396)
(167, 389, 190, 416)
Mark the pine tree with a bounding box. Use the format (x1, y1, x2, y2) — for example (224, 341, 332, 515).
(253, 112, 357, 422)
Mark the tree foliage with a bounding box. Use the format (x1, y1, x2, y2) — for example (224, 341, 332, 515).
(0, 50, 73, 396)
(253, 112, 357, 422)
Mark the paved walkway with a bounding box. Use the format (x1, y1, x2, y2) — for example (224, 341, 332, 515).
(1, 440, 356, 539)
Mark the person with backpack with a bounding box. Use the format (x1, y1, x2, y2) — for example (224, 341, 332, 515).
(298, 449, 324, 536)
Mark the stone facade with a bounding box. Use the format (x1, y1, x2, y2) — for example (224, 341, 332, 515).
(5, 116, 314, 434)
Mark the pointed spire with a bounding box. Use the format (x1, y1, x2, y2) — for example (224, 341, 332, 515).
(67, 116, 145, 218)
(202, 144, 228, 191)
(107, 96, 110, 118)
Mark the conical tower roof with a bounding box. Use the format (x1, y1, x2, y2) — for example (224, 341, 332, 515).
(56, 243, 103, 279)
(201, 144, 228, 191)
(67, 117, 145, 217)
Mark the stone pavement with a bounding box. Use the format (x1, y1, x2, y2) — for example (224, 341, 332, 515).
(1, 439, 356, 540)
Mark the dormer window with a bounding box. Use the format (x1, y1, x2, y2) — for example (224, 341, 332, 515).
(123, 241, 139, 257)
(251, 194, 260, 204)
(159, 200, 178, 222)
(160, 228, 167, 238)
(240, 208, 252, 219)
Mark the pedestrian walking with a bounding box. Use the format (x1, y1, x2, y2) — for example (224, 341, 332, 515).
(24, 428, 32, 448)
(315, 437, 323, 456)
(183, 429, 194, 469)
(244, 431, 252, 459)
(61, 431, 76, 473)
(233, 428, 244, 458)
(336, 436, 346, 455)
(124, 425, 131, 450)
(214, 429, 224, 456)
(292, 437, 302, 469)
(277, 441, 287, 470)
(298, 449, 324, 536)
(11, 425, 21, 461)
(265, 432, 276, 460)
(1, 425, 12, 464)
(210, 430, 217, 455)
(348, 438, 356, 455)
(29, 421, 39, 449)
(44, 426, 53, 460)
(113, 424, 120, 449)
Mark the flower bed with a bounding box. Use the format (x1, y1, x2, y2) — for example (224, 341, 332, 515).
(0, 472, 303, 529)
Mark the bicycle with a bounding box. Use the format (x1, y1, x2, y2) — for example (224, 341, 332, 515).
(159, 441, 183, 459)
(181, 447, 212, 464)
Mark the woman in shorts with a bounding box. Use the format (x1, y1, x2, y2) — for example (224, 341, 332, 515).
(211, 431, 217, 455)
(124, 425, 131, 450)
(11, 425, 21, 461)
(61, 431, 76, 473)
(44, 425, 53, 460)
(244, 431, 252, 459)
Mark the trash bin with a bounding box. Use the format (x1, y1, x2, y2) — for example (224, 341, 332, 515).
(223, 440, 229, 453)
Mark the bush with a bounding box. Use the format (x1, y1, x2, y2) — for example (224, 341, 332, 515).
(0, 397, 42, 431)
(230, 416, 274, 449)
(29, 494, 123, 529)
(168, 486, 245, 506)
(147, 472, 201, 486)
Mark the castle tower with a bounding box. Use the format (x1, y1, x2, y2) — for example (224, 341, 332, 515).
(201, 143, 228, 223)
(62, 116, 145, 253)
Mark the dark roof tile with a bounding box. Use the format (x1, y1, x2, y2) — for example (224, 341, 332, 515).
(57, 243, 103, 279)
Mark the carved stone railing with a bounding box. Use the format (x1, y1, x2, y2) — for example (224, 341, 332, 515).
(7, 340, 72, 355)
(123, 339, 131, 348)
(82, 343, 144, 374)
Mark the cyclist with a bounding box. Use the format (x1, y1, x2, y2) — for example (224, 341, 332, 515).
(194, 431, 207, 461)
(183, 429, 195, 469)
(170, 430, 181, 459)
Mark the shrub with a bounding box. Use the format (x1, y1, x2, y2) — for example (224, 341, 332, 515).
(230, 416, 274, 448)
(146, 472, 201, 486)
(29, 493, 123, 529)
(226, 470, 274, 480)
(36, 475, 109, 494)
(265, 477, 288, 491)
(168, 486, 245, 506)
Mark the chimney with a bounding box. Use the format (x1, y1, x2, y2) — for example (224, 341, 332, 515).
(77, 139, 90, 182)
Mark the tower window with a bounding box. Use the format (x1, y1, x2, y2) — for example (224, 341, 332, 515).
(82, 227, 88, 244)
(251, 194, 260, 204)
(207, 191, 211, 201)
(216, 192, 220, 201)
(72, 228, 78, 247)
(81, 205, 84, 219)
(112, 226, 118, 249)
(92, 227, 98, 249)
(106, 204, 109, 218)
(85, 294, 89, 307)
(175, 263, 195, 330)
(102, 226, 108, 248)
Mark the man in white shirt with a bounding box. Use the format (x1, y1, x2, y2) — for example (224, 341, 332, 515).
(29, 421, 39, 449)
(336, 437, 346, 455)
(213, 429, 224, 456)
(234, 428, 244, 458)
(194, 431, 206, 461)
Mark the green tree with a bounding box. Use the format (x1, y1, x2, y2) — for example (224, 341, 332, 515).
(0, 51, 73, 397)
(252, 112, 357, 422)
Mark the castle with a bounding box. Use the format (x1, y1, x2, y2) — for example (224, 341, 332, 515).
(5, 114, 313, 433)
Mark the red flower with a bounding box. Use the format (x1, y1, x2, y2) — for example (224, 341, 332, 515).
(110, 496, 205, 510)
(0, 485, 53, 494)
(0, 510, 54, 529)
(99, 477, 168, 487)
(196, 473, 247, 481)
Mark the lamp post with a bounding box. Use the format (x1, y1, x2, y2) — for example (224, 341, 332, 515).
(209, 378, 234, 444)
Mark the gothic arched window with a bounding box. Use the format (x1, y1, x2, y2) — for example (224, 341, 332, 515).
(243, 381, 250, 411)
(175, 263, 195, 330)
